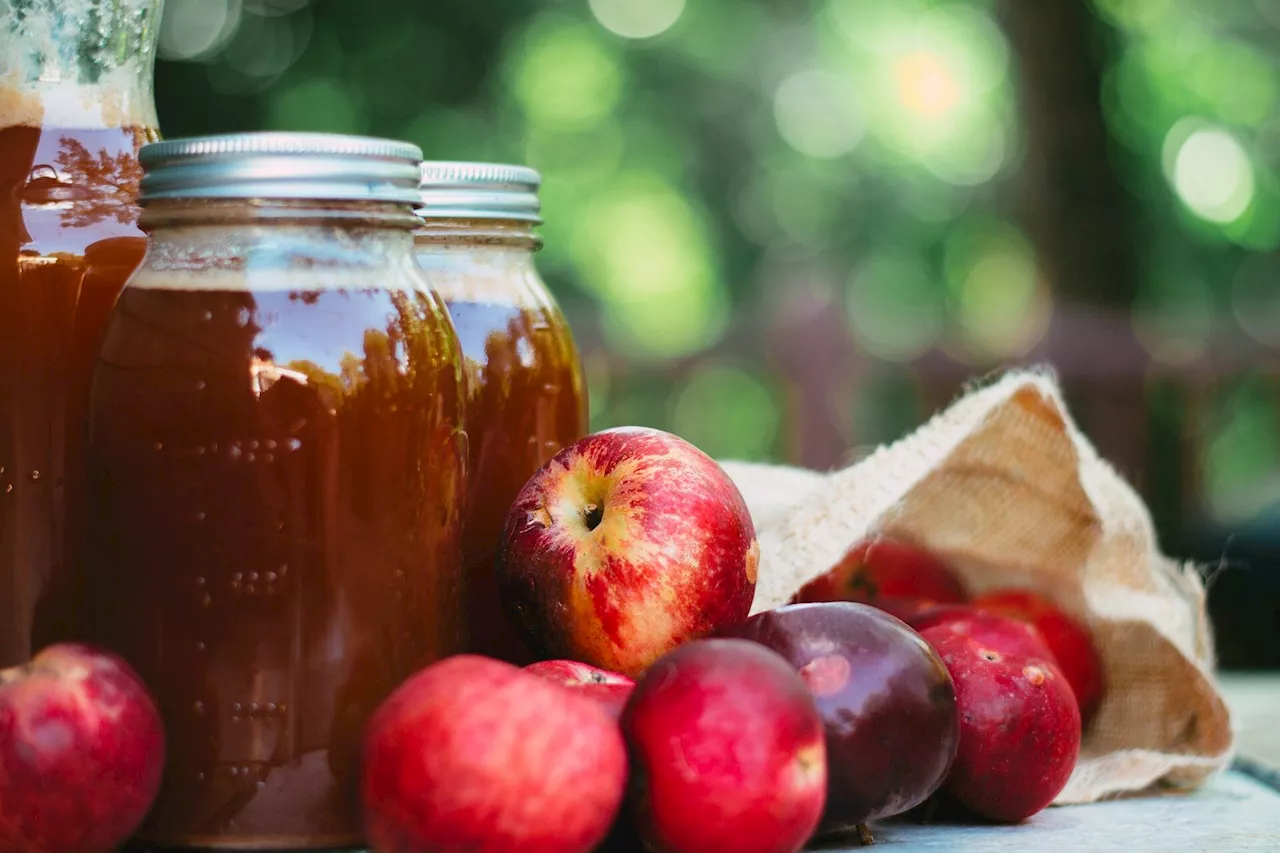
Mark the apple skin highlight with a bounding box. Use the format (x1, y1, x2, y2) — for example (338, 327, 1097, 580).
(0, 643, 165, 853)
(496, 427, 759, 678)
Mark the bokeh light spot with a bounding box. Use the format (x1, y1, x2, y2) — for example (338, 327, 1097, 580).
(774, 69, 865, 159)
(510, 18, 623, 131)
(670, 365, 780, 461)
(894, 50, 962, 119)
(266, 78, 362, 134)
(220, 7, 308, 80)
(1131, 273, 1214, 365)
(846, 252, 943, 361)
(589, 0, 685, 40)
(159, 0, 241, 61)
(1203, 377, 1280, 524)
(571, 175, 727, 359)
(847, 3, 1013, 185)
(946, 223, 1049, 358)
(1164, 120, 1255, 224)
(1232, 255, 1280, 347)
(1091, 0, 1174, 33)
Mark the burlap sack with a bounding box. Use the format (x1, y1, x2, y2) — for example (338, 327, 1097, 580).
(720, 368, 1234, 804)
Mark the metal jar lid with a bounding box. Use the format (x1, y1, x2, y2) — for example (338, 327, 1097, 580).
(137, 132, 425, 205)
(418, 162, 543, 223)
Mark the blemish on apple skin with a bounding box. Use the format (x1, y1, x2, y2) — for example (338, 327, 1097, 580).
(1023, 665, 1046, 686)
(744, 540, 760, 586)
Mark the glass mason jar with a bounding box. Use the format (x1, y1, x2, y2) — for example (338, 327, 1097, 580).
(85, 133, 467, 850)
(0, 0, 163, 667)
(414, 162, 588, 663)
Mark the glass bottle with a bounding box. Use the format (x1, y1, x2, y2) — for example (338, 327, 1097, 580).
(0, 0, 163, 666)
(414, 162, 588, 663)
(86, 133, 467, 849)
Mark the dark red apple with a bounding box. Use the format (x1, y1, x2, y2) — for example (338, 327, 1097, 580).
(718, 602, 959, 834)
(622, 639, 826, 853)
(0, 643, 165, 853)
(362, 654, 627, 853)
(909, 605, 1059, 666)
(791, 537, 967, 608)
(973, 589, 1104, 725)
(496, 427, 759, 678)
(921, 628, 1081, 822)
(524, 660, 635, 720)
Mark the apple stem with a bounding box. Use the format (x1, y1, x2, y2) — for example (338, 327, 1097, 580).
(583, 503, 604, 532)
(856, 824, 874, 846)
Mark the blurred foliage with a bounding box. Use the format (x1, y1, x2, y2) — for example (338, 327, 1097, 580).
(152, 0, 1280, 538)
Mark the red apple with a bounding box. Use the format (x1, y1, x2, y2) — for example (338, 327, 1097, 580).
(718, 603, 959, 835)
(524, 660, 635, 720)
(622, 639, 827, 853)
(909, 605, 1059, 667)
(0, 643, 165, 853)
(973, 589, 1104, 725)
(791, 537, 967, 608)
(362, 654, 627, 853)
(871, 596, 944, 624)
(496, 427, 759, 678)
(921, 629, 1081, 822)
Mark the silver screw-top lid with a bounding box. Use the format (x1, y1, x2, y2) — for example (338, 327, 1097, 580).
(418, 161, 543, 223)
(138, 132, 425, 205)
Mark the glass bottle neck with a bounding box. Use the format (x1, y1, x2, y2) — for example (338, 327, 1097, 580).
(0, 0, 162, 131)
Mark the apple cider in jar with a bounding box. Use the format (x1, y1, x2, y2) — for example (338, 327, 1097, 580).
(414, 163, 588, 663)
(85, 134, 467, 850)
(0, 0, 162, 667)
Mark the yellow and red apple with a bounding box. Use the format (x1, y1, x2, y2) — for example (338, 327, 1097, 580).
(496, 427, 759, 678)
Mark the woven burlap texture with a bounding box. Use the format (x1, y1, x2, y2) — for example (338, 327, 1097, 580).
(721, 369, 1233, 804)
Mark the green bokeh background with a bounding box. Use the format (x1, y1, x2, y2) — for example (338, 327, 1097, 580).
(152, 0, 1280, 664)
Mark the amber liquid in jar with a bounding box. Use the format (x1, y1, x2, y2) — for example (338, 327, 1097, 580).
(415, 222, 587, 663)
(89, 217, 466, 849)
(0, 96, 157, 665)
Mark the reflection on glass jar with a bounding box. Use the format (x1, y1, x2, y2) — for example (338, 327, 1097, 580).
(0, 0, 163, 668)
(414, 162, 588, 664)
(86, 134, 466, 850)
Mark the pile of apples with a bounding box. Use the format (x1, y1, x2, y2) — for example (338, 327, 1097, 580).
(0, 427, 1105, 853)
(361, 427, 1104, 853)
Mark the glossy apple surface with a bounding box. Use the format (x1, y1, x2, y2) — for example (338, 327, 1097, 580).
(496, 427, 758, 678)
(921, 628, 1081, 822)
(909, 605, 1059, 667)
(973, 589, 1103, 725)
(719, 603, 959, 833)
(362, 654, 627, 853)
(622, 639, 826, 853)
(791, 538, 967, 608)
(0, 643, 165, 853)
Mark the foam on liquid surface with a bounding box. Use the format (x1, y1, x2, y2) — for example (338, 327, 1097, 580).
(413, 243, 543, 308)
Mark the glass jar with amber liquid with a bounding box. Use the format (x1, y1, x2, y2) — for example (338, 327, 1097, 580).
(0, 0, 163, 667)
(415, 163, 588, 663)
(86, 133, 467, 850)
